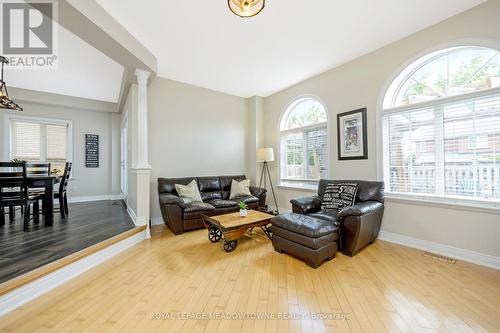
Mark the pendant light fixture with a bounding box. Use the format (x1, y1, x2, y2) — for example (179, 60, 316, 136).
(0, 56, 22, 111)
(228, 0, 265, 18)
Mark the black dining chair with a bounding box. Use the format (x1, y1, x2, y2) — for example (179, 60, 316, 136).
(55, 162, 72, 218)
(0, 162, 43, 231)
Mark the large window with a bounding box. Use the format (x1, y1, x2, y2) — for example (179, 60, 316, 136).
(280, 97, 328, 186)
(382, 46, 500, 204)
(10, 117, 72, 174)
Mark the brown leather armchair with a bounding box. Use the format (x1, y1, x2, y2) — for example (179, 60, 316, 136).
(291, 179, 384, 256)
(158, 175, 267, 235)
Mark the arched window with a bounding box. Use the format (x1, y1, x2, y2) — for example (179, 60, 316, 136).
(382, 46, 500, 204)
(280, 97, 328, 186)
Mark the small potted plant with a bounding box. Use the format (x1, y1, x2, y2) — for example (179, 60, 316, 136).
(238, 201, 248, 217)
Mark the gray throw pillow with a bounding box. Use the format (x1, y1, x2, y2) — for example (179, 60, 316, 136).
(175, 179, 202, 204)
(321, 183, 358, 211)
(229, 179, 251, 199)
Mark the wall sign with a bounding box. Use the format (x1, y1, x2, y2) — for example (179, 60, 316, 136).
(85, 134, 99, 168)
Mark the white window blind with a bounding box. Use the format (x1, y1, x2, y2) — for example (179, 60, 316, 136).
(10, 118, 71, 174)
(13, 121, 41, 160)
(281, 126, 328, 181)
(383, 92, 500, 201)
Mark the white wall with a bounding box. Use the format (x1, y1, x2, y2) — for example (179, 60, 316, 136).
(0, 102, 120, 199)
(148, 77, 248, 219)
(262, 0, 500, 257)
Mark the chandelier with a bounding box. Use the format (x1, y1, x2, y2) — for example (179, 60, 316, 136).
(228, 0, 265, 18)
(0, 56, 22, 111)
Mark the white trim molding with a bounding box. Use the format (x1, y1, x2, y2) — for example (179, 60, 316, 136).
(378, 231, 500, 270)
(68, 194, 122, 203)
(0, 230, 147, 317)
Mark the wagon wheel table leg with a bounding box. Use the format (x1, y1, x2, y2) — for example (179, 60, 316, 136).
(223, 240, 238, 252)
(208, 226, 222, 243)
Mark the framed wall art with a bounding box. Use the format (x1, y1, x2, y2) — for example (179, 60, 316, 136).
(337, 108, 368, 160)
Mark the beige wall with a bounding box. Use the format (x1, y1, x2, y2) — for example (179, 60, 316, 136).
(148, 77, 248, 219)
(263, 0, 500, 257)
(0, 102, 120, 199)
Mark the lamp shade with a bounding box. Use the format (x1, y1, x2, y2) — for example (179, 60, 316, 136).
(257, 148, 274, 162)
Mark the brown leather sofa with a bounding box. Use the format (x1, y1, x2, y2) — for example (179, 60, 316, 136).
(290, 179, 384, 256)
(158, 175, 267, 234)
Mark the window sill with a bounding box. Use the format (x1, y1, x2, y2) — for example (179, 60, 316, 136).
(385, 193, 500, 214)
(277, 182, 317, 192)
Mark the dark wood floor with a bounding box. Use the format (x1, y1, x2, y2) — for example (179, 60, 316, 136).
(0, 200, 135, 284)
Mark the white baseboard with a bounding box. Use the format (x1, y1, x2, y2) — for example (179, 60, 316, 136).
(378, 231, 500, 270)
(0, 230, 147, 317)
(68, 194, 122, 203)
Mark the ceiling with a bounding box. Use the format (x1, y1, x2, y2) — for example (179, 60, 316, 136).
(96, 0, 485, 98)
(5, 23, 124, 103)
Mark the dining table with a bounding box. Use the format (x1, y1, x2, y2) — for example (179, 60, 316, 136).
(26, 175, 62, 225)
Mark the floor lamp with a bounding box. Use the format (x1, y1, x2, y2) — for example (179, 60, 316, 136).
(257, 148, 279, 214)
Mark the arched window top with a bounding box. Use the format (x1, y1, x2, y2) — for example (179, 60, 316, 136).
(280, 97, 327, 131)
(383, 46, 500, 109)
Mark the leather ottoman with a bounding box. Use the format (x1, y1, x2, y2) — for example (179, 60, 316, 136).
(270, 213, 340, 268)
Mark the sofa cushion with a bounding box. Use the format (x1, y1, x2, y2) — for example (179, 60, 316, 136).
(184, 201, 215, 213)
(198, 177, 221, 192)
(307, 210, 339, 225)
(232, 195, 259, 205)
(201, 191, 223, 202)
(271, 213, 339, 238)
(207, 199, 238, 209)
(318, 179, 384, 203)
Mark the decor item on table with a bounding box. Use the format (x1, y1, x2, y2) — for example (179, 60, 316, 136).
(290, 179, 384, 256)
(337, 108, 367, 160)
(0, 56, 22, 111)
(257, 147, 279, 214)
(229, 179, 251, 199)
(228, 0, 265, 18)
(238, 201, 248, 217)
(158, 175, 266, 234)
(321, 182, 358, 211)
(175, 179, 202, 204)
(85, 134, 99, 168)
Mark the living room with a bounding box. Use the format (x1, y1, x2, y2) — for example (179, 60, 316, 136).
(0, 0, 499, 332)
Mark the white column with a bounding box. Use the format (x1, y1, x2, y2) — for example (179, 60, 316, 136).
(135, 69, 151, 169)
(131, 69, 152, 237)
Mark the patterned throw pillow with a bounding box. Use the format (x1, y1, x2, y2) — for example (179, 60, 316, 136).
(321, 183, 358, 211)
(229, 179, 251, 199)
(175, 179, 202, 203)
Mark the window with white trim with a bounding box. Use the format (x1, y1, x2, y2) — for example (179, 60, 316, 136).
(280, 97, 328, 186)
(10, 118, 72, 175)
(382, 46, 500, 203)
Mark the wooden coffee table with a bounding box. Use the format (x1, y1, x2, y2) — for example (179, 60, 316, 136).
(202, 210, 274, 252)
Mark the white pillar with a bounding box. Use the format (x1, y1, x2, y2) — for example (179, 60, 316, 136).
(131, 69, 152, 237)
(135, 69, 151, 169)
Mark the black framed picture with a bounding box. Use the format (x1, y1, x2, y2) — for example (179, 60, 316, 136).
(337, 108, 368, 160)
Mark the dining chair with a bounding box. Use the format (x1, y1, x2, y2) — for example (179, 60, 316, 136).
(0, 162, 43, 231)
(55, 162, 72, 218)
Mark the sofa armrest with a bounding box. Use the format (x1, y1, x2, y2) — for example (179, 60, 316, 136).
(249, 186, 267, 198)
(290, 195, 322, 214)
(159, 194, 186, 209)
(337, 201, 383, 222)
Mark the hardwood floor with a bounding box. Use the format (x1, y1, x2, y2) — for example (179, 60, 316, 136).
(0, 226, 499, 332)
(0, 200, 135, 284)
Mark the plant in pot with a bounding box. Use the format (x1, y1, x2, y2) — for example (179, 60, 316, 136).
(238, 201, 248, 217)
